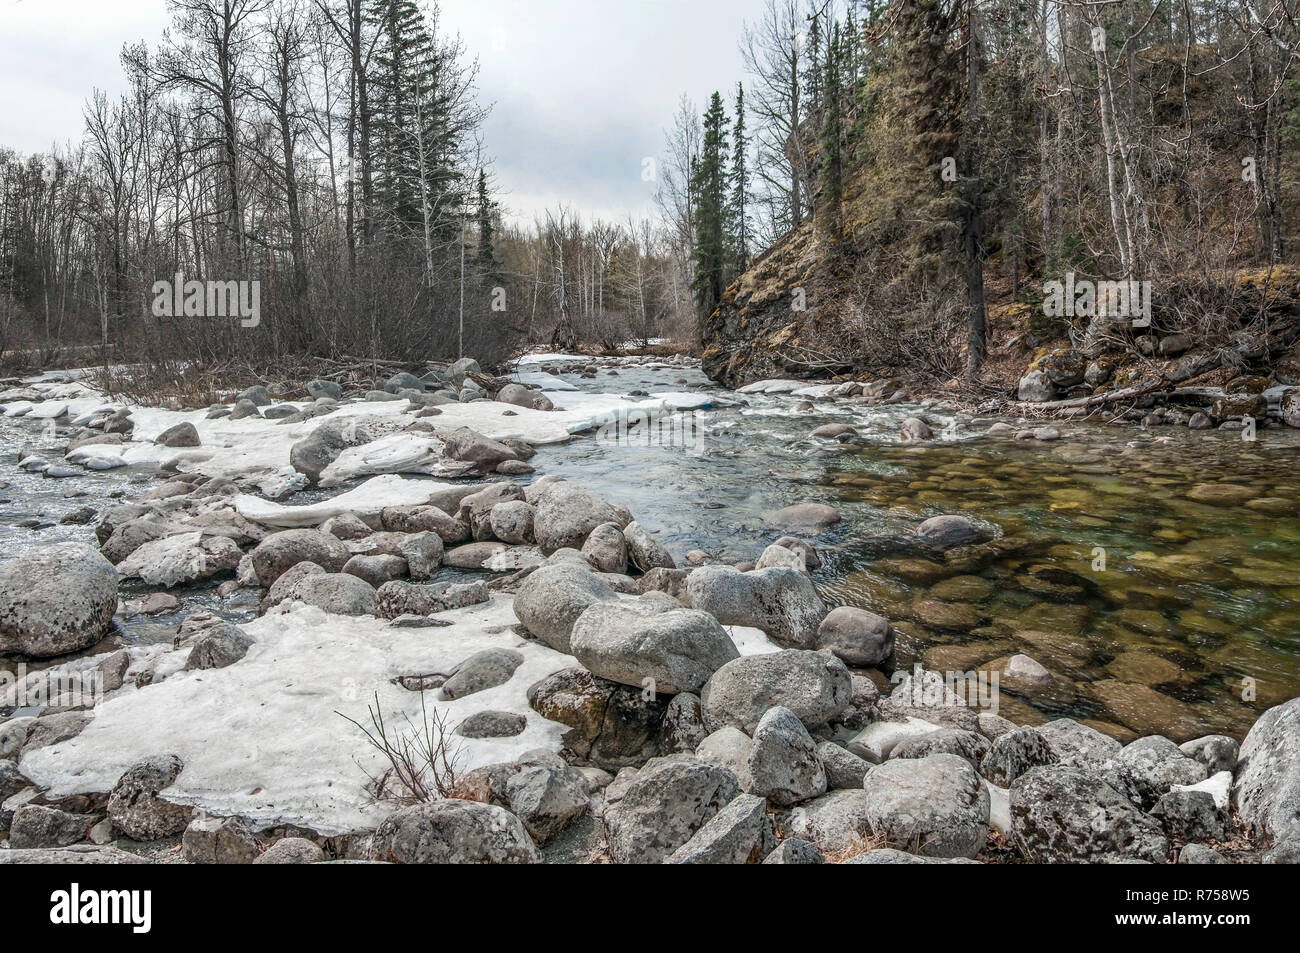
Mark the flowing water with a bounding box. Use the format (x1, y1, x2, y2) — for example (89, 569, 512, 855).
(3, 359, 1299, 740)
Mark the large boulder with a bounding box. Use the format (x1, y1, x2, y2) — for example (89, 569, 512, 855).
(685, 565, 826, 647)
(505, 759, 590, 843)
(528, 668, 668, 770)
(1011, 765, 1169, 863)
(1112, 735, 1207, 811)
(570, 600, 740, 695)
(700, 650, 852, 734)
(786, 789, 876, 854)
(270, 571, 377, 616)
(0, 543, 118, 658)
(368, 799, 540, 864)
(581, 522, 628, 574)
(375, 580, 486, 619)
(513, 561, 616, 653)
(1234, 697, 1300, 844)
(1017, 369, 1056, 402)
(155, 421, 201, 447)
(249, 529, 350, 585)
(860, 753, 989, 858)
(434, 426, 519, 473)
(532, 483, 620, 554)
(1037, 717, 1122, 769)
(602, 754, 740, 864)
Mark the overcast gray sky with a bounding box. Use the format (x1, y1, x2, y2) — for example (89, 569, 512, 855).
(0, 0, 754, 225)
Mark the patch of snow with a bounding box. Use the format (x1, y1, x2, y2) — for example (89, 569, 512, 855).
(234, 474, 455, 527)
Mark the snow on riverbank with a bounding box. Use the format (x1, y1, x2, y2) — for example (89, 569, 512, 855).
(4, 371, 716, 494)
(19, 596, 777, 835)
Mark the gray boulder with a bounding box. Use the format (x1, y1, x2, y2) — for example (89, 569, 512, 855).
(532, 483, 619, 553)
(375, 580, 486, 619)
(513, 561, 616, 653)
(506, 760, 590, 843)
(527, 668, 668, 771)
(250, 529, 351, 585)
(894, 728, 990, 772)
(602, 754, 740, 864)
(979, 726, 1058, 786)
(369, 799, 539, 864)
(182, 815, 260, 863)
(1011, 765, 1169, 863)
(439, 648, 524, 700)
(270, 570, 377, 616)
(1234, 697, 1300, 844)
(106, 755, 193, 841)
(701, 650, 852, 734)
(343, 553, 408, 588)
(624, 521, 675, 572)
(581, 522, 628, 574)
(686, 565, 826, 648)
(1037, 718, 1123, 768)
(664, 793, 774, 864)
(155, 421, 201, 447)
(915, 514, 991, 550)
(398, 532, 443, 580)
(1180, 735, 1239, 775)
(745, 706, 827, 806)
(1113, 736, 1207, 810)
(306, 379, 343, 401)
(817, 741, 871, 789)
(761, 837, 826, 864)
(570, 600, 740, 695)
(9, 805, 91, 848)
(787, 789, 876, 854)
(816, 605, 894, 666)
(489, 501, 535, 544)
(860, 753, 989, 858)
(0, 543, 118, 658)
(255, 837, 325, 864)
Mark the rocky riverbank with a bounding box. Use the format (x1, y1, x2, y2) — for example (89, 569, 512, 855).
(1, 355, 1299, 864)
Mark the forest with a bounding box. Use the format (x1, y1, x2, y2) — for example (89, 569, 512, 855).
(2, 0, 1299, 388)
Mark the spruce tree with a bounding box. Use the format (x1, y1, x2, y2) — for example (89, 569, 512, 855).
(818, 22, 844, 238)
(731, 82, 751, 274)
(691, 91, 731, 314)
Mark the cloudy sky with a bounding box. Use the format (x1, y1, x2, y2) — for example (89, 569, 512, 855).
(0, 0, 755, 224)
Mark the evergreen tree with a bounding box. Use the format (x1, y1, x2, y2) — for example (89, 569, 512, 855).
(731, 82, 751, 274)
(691, 91, 731, 314)
(474, 167, 498, 278)
(817, 22, 844, 237)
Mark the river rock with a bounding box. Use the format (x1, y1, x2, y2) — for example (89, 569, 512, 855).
(379, 505, 468, 541)
(859, 753, 989, 858)
(1152, 789, 1226, 841)
(744, 706, 826, 806)
(184, 618, 254, 670)
(106, 755, 193, 841)
(602, 754, 740, 864)
(1037, 717, 1124, 768)
(255, 837, 325, 864)
(1017, 370, 1056, 402)
(9, 805, 92, 848)
(271, 571, 377, 616)
(116, 532, 243, 587)
(506, 760, 590, 843)
(437, 648, 524, 701)
(763, 503, 841, 535)
(1180, 735, 1239, 775)
(490, 501, 535, 544)
(369, 799, 539, 864)
(581, 522, 627, 574)
(700, 650, 852, 734)
(375, 580, 486, 619)
(817, 741, 871, 789)
(686, 565, 825, 647)
(455, 711, 527, 738)
(916, 514, 991, 550)
(1011, 765, 1169, 863)
(786, 789, 875, 853)
(1112, 735, 1208, 810)
(250, 529, 350, 584)
(396, 532, 443, 580)
(979, 726, 1058, 785)
(893, 728, 990, 771)
(570, 600, 739, 695)
(532, 483, 619, 553)
(660, 692, 707, 753)
(155, 421, 201, 447)
(761, 838, 826, 864)
(513, 561, 616, 653)
(815, 605, 894, 666)
(342, 553, 408, 587)
(0, 543, 118, 658)
(527, 668, 668, 770)
(1234, 697, 1300, 844)
(622, 521, 675, 572)
(664, 793, 774, 864)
